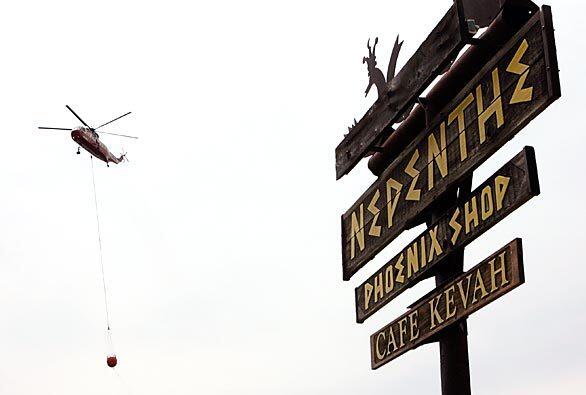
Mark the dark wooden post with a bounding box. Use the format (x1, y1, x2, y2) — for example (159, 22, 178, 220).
(428, 175, 473, 395)
(436, 255, 471, 395)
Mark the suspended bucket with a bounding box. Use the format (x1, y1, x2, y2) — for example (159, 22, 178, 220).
(107, 354, 118, 368)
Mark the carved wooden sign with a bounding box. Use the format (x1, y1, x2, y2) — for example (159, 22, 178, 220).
(341, 9, 560, 281)
(370, 239, 524, 369)
(355, 147, 538, 323)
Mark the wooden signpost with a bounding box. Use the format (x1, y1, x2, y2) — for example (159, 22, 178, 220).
(370, 239, 524, 369)
(334, 1, 559, 394)
(341, 8, 559, 281)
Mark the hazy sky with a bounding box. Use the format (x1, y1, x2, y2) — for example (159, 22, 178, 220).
(0, 0, 584, 394)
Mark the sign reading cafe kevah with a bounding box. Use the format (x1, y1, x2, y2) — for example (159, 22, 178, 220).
(370, 239, 524, 369)
(341, 11, 560, 281)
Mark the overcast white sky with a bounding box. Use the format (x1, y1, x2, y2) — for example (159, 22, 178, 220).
(0, 0, 584, 394)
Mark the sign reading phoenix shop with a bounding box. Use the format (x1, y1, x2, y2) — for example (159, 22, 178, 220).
(355, 147, 539, 323)
(341, 11, 560, 280)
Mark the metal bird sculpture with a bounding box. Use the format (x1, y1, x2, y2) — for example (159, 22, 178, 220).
(363, 35, 404, 99)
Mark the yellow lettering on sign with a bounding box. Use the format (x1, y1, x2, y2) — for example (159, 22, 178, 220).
(490, 251, 510, 292)
(449, 208, 462, 245)
(444, 285, 456, 320)
(409, 311, 420, 341)
(385, 265, 394, 294)
(464, 197, 479, 234)
(476, 68, 504, 143)
(481, 185, 494, 220)
(457, 273, 473, 309)
(375, 332, 387, 360)
(420, 235, 428, 268)
(472, 269, 489, 303)
(405, 149, 421, 201)
(386, 178, 403, 228)
(367, 190, 382, 237)
(448, 93, 475, 162)
(374, 273, 384, 303)
(507, 39, 534, 104)
(427, 122, 448, 191)
(387, 327, 398, 354)
(495, 176, 510, 211)
(429, 294, 444, 329)
(407, 242, 419, 278)
(398, 317, 409, 348)
(395, 254, 405, 284)
(364, 283, 374, 311)
(428, 225, 443, 261)
(350, 204, 365, 259)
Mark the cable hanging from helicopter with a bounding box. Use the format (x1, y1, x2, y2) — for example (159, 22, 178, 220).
(38, 105, 138, 368)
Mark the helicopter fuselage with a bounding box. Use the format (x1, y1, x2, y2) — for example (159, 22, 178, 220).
(71, 127, 123, 164)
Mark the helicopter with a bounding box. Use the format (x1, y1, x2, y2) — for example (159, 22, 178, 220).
(38, 105, 137, 166)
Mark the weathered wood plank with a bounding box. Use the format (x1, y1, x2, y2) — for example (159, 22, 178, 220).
(355, 147, 538, 323)
(341, 9, 559, 280)
(540, 6, 561, 99)
(370, 239, 524, 369)
(335, 2, 470, 179)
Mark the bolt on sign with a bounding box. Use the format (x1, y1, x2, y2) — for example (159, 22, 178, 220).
(355, 147, 539, 323)
(370, 239, 524, 370)
(341, 9, 560, 281)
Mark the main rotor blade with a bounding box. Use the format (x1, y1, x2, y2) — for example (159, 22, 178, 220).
(99, 131, 138, 139)
(95, 111, 132, 130)
(65, 105, 91, 128)
(38, 127, 73, 131)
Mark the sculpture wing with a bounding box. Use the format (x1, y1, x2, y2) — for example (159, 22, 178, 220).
(386, 35, 403, 83)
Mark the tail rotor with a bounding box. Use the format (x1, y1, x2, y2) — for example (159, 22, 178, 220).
(120, 147, 128, 163)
